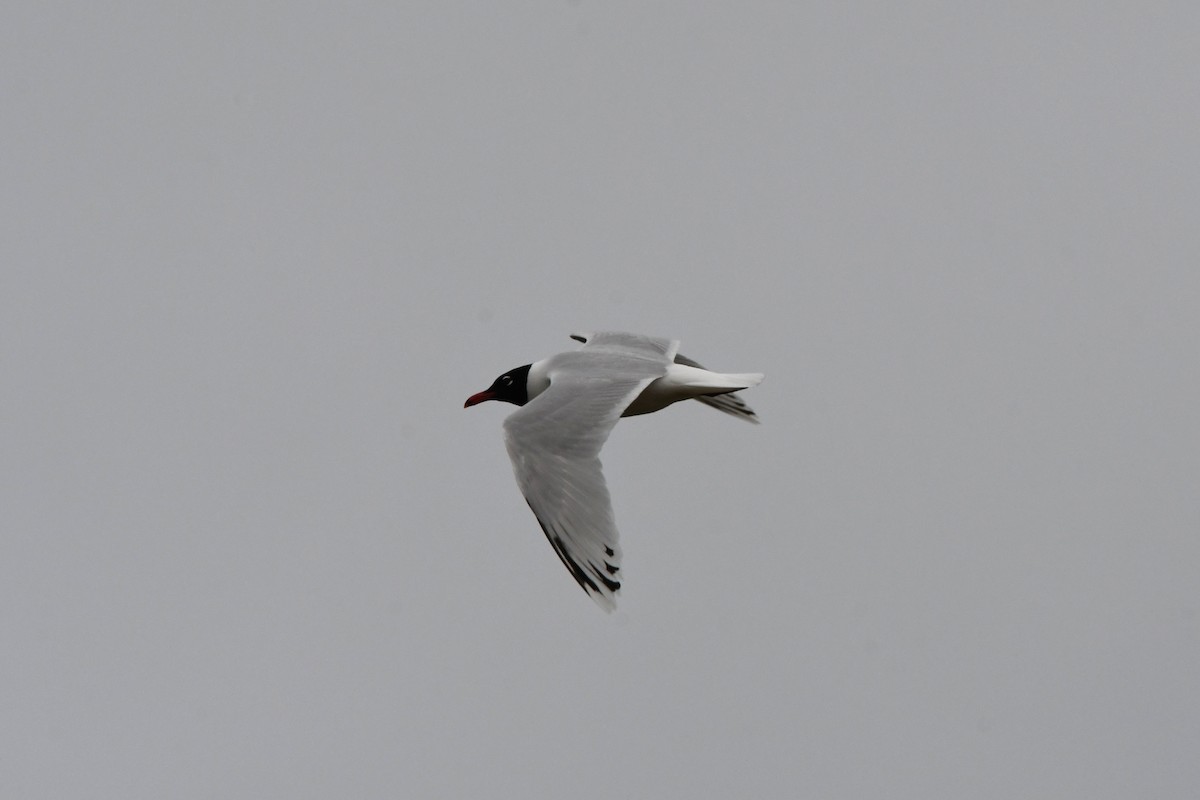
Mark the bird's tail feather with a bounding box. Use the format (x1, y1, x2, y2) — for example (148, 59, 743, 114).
(710, 372, 764, 389)
(694, 391, 760, 423)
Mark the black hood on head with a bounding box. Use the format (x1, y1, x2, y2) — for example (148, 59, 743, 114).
(465, 363, 533, 408)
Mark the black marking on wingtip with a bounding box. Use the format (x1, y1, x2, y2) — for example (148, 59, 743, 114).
(589, 563, 621, 592)
(694, 392, 760, 423)
(527, 501, 620, 599)
(550, 532, 601, 594)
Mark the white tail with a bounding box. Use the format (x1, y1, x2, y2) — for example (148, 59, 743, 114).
(714, 372, 764, 389)
(668, 364, 763, 391)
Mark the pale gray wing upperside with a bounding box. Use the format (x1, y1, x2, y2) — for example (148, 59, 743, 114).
(570, 331, 680, 364)
(502, 357, 666, 610)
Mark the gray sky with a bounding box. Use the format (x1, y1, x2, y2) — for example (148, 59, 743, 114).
(3, 3, 1198, 798)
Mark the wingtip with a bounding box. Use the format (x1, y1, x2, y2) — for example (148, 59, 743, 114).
(588, 590, 618, 613)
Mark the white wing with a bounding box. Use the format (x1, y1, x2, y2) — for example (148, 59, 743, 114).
(569, 331, 680, 363)
(503, 334, 677, 610)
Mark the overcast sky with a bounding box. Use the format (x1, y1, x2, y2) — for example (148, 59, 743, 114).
(3, 4, 1198, 798)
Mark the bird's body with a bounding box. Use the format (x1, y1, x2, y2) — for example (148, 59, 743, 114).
(465, 332, 763, 610)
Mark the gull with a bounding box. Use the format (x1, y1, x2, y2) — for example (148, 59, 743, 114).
(465, 332, 763, 610)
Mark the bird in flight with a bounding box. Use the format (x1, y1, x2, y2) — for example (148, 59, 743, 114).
(465, 332, 763, 610)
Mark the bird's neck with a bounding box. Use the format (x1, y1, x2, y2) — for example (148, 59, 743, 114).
(526, 358, 552, 401)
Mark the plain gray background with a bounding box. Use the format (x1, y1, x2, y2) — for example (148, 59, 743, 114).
(3, 4, 1197, 798)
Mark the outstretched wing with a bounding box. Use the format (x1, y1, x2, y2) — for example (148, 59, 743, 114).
(503, 342, 672, 610)
(570, 331, 680, 363)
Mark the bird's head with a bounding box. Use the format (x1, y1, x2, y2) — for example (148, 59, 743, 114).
(464, 364, 532, 408)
